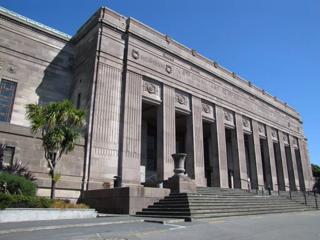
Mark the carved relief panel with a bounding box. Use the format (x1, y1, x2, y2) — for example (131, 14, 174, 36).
(282, 133, 289, 146)
(242, 116, 252, 134)
(142, 77, 162, 103)
(224, 109, 235, 128)
(201, 101, 215, 121)
(175, 90, 191, 113)
(271, 128, 279, 142)
(258, 122, 266, 138)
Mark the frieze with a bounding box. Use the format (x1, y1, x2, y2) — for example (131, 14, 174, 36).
(175, 90, 190, 113)
(258, 122, 266, 138)
(142, 77, 161, 103)
(224, 109, 234, 128)
(283, 133, 289, 146)
(271, 128, 278, 142)
(202, 101, 215, 121)
(242, 116, 252, 134)
(130, 46, 301, 134)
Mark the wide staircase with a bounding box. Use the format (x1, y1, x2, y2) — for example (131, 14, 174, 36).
(136, 187, 317, 221)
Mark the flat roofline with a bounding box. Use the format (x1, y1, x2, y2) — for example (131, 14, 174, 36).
(126, 14, 300, 118)
(0, 6, 71, 40)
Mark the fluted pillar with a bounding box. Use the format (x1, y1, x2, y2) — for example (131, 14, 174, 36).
(234, 113, 248, 189)
(213, 106, 228, 188)
(157, 85, 175, 181)
(119, 71, 142, 186)
(278, 131, 290, 190)
(266, 126, 278, 191)
(251, 120, 264, 188)
(189, 96, 206, 186)
(298, 138, 312, 190)
(289, 135, 300, 190)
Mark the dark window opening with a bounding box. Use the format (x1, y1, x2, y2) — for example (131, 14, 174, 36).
(0, 79, 17, 122)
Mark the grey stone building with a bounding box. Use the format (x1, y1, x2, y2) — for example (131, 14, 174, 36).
(0, 6, 314, 200)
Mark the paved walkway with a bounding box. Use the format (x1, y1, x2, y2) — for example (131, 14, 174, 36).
(0, 211, 319, 240)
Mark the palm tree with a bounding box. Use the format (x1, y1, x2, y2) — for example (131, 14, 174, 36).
(26, 100, 86, 199)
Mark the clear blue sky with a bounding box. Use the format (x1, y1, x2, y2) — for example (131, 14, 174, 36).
(1, 0, 319, 165)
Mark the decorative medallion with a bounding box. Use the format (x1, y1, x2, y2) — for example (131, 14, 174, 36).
(243, 119, 249, 128)
(132, 49, 139, 60)
(177, 94, 186, 105)
(165, 64, 172, 74)
(146, 83, 156, 94)
(283, 134, 289, 145)
(202, 104, 211, 114)
(7, 65, 16, 74)
(258, 123, 266, 137)
(224, 111, 231, 121)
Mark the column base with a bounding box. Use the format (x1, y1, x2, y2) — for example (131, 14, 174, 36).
(163, 174, 197, 193)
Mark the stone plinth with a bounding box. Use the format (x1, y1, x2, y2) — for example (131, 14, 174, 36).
(81, 186, 170, 215)
(163, 153, 197, 193)
(163, 174, 197, 193)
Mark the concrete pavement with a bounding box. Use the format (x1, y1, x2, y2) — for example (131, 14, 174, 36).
(0, 211, 319, 240)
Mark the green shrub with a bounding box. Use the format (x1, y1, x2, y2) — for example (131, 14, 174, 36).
(0, 172, 36, 196)
(0, 193, 53, 209)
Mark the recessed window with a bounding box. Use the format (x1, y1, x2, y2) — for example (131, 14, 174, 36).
(0, 79, 17, 123)
(76, 93, 81, 109)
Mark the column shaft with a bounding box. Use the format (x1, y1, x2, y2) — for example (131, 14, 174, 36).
(234, 113, 248, 189)
(251, 120, 264, 188)
(266, 126, 278, 190)
(120, 71, 142, 186)
(189, 96, 206, 186)
(157, 85, 175, 181)
(298, 138, 312, 190)
(278, 131, 290, 190)
(289, 135, 300, 190)
(213, 106, 228, 188)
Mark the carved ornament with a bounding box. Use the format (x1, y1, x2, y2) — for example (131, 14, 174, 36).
(166, 64, 172, 74)
(132, 49, 139, 59)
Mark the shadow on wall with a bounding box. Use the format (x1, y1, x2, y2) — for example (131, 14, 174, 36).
(35, 43, 75, 105)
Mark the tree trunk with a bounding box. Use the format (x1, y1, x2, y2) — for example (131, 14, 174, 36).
(50, 153, 57, 199)
(50, 170, 56, 199)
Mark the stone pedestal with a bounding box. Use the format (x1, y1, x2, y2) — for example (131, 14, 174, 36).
(163, 153, 197, 193)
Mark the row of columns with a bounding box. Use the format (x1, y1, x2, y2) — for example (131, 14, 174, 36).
(119, 73, 311, 191)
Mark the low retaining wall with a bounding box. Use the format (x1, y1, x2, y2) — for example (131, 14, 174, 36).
(0, 208, 97, 223)
(82, 186, 171, 214)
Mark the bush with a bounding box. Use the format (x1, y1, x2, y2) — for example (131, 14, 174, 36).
(0, 193, 53, 209)
(51, 200, 89, 209)
(0, 172, 36, 196)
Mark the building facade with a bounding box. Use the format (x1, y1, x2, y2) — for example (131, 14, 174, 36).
(0, 6, 314, 199)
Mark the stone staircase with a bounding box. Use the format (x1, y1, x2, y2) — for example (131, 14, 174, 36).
(136, 187, 316, 221)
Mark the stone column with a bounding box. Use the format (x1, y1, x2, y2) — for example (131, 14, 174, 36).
(185, 98, 206, 186)
(278, 131, 290, 190)
(119, 71, 142, 186)
(266, 126, 278, 191)
(234, 113, 248, 189)
(88, 64, 123, 189)
(251, 120, 264, 188)
(157, 85, 175, 181)
(298, 138, 312, 190)
(289, 135, 300, 190)
(189, 96, 206, 186)
(212, 106, 228, 188)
